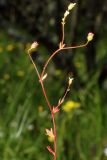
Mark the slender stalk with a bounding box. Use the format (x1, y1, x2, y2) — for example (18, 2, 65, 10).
(28, 53, 41, 79)
(62, 41, 88, 50)
(61, 23, 65, 45)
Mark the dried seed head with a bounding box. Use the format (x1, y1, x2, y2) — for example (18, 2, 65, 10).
(87, 32, 94, 42)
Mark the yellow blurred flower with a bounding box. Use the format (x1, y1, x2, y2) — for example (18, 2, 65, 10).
(38, 105, 43, 112)
(6, 44, 14, 52)
(0, 47, 3, 53)
(3, 74, 10, 80)
(75, 62, 81, 68)
(55, 70, 62, 76)
(63, 100, 81, 112)
(17, 70, 25, 77)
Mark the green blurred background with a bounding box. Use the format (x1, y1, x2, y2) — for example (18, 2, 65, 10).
(0, 0, 107, 160)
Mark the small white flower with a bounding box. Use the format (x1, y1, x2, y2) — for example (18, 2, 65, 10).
(104, 147, 107, 156)
(68, 3, 76, 11)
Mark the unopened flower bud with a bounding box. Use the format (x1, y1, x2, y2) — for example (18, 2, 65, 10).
(41, 73, 47, 81)
(68, 77, 73, 86)
(62, 18, 64, 22)
(87, 32, 94, 42)
(64, 11, 69, 18)
(68, 3, 76, 11)
(28, 41, 38, 53)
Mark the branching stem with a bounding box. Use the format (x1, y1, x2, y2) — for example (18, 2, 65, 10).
(28, 41, 88, 160)
(41, 41, 88, 78)
(27, 3, 93, 159)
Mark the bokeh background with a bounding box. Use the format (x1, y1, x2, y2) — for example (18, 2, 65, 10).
(0, 0, 107, 160)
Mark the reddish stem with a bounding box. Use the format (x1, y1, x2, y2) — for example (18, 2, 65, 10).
(52, 112, 57, 160)
(28, 54, 57, 160)
(40, 80, 57, 160)
(41, 48, 61, 78)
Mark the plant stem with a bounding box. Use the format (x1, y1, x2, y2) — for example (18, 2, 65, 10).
(41, 48, 61, 78)
(52, 112, 57, 160)
(28, 53, 57, 160)
(40, 79, 57, 160)
(61, 23, 65, 45)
